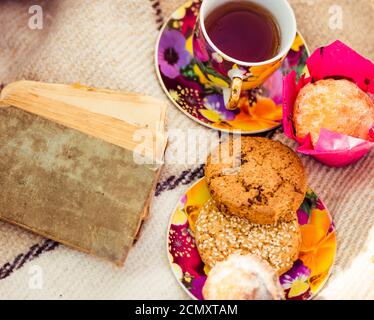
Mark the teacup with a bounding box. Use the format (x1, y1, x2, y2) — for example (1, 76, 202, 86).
(193, 0, 297, 110)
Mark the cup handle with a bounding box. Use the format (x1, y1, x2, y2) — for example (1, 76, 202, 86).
(226, 77, 242, 111)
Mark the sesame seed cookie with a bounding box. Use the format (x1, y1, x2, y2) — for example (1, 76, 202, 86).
(205, 137, 307, 224)
(195, 199, 301, 275)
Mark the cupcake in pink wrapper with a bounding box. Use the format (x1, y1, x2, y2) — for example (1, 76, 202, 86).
(283, 40, 374, 167)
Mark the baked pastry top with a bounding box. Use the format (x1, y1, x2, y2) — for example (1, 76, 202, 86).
(195, 199, 301, 276)
(205, 137, 307, 224)
(203, 254, 284, 300)
(293, 79, 374, 145)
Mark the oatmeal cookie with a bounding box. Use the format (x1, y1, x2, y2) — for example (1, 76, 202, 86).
(205, 137, 307, 224)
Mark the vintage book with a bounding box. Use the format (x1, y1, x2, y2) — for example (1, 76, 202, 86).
(0, 81, 167, 265)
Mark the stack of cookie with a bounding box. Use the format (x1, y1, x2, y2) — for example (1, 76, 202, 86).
(195, 137, 307, 276)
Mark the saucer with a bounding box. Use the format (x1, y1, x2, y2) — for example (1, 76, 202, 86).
(167, 178, 336, 300)
(155, 0, 310, 134)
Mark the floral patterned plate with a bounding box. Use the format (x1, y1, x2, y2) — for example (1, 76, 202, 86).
(156, 0, 309, 134)
(167, 178, 337, 300)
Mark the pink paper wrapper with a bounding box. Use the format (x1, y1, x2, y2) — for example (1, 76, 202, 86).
(283, 40, 374, 167)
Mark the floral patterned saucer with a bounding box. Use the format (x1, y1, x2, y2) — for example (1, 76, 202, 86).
(155, 0, 309, 133)
(167, 178, 337, 300)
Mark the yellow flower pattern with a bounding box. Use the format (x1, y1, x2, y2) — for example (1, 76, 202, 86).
(168, 179, 336, 300)
(158, 0, 308, 134)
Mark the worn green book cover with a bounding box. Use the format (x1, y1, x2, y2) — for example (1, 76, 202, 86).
(0, 106, 162, 265)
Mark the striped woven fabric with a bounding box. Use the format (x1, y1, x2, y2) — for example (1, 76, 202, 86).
(0, 0, 373, 299)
